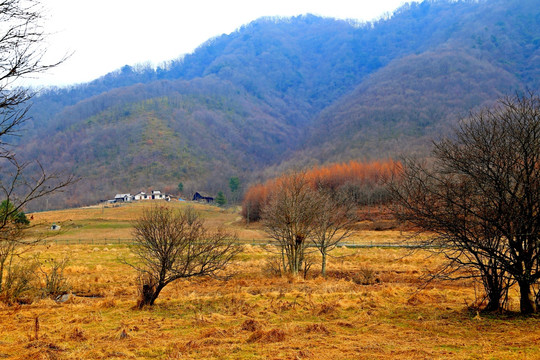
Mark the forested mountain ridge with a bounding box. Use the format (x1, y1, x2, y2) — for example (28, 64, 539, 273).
(18, 0, 540, 209)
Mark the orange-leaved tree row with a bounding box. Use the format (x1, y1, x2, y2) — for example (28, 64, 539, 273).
(241, 159, 399, 222)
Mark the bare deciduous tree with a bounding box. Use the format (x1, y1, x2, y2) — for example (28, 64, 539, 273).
(262, 173, 359, 278)
(262, 172, 321, 277)
(311, 190, 357, 277)
(390, 92, 540, 314)
(391, 159, 513, 312)
(0, 0, 64, 145)
(0, 0, 73, 300)
(131, 206, 239, 308)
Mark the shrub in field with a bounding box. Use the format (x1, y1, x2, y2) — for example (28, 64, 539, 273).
(0, 259, 39, 304)
(262, 254, 285, 277)
(0, 256, 71, 304)
(39, 257, 71, 299)
(352, 266, 378, 285)
(241, 319, 262, 332)
(246, 328, 286, 343)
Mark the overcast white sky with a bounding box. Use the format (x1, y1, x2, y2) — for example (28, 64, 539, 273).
(32, 0, 414, 87)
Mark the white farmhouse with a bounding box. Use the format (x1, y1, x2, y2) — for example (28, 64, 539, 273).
(114, 194, 132, 202)
(112, 190, 170, 203)
(134, 192, 149, 200)
(151, 190, 163, 199)
(150, 190, 171, 201)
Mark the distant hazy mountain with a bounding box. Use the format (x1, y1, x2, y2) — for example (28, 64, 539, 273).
(20, 0, 539, 209)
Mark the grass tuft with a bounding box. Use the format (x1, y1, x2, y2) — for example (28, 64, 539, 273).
(246, 328, 286, 343)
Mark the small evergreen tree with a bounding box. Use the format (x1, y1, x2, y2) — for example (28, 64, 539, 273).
(229, 177, 240, 204)
(0, 200, 29, 225)
(216, 191, 227, 207)
(229, 177, 240, 193)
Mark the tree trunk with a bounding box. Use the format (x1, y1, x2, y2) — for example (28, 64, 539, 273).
(482, 269, 504, 312)
(281, 248, 287, 275)
(0, 259, 5, 293)
(290, 244, 301, 277)
(518, 280, 537, 314)
(484, 294, 502, 313)
(149, 285, 164, 306)
(321, 252, 327, 278)
(291, 255, 300, 276)
(138, 282, 164, 308)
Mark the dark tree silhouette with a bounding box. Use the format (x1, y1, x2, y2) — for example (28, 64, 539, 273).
(390, 92, 540, 314)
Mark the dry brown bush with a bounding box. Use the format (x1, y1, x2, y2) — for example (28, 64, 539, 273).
(1, 259, 40, 305)
(316, 301, 340, 316)
(68, 326, 87, 341)
(246, 328, 286, 343)
(241, 319, 263, 332)
(352, 266, 379, 285)
(304, 323, 330, 334)
(262, 254, 284, 277)
(200, 328, 229, 339)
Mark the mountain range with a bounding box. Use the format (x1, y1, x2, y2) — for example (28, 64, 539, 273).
(17, 0, 540, 209)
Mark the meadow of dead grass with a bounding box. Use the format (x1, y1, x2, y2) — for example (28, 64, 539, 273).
(0, 202, 538, 359)
(27, 202, 265, 244)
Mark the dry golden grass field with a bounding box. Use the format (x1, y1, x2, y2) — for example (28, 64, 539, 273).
(0, 201, 539, 359)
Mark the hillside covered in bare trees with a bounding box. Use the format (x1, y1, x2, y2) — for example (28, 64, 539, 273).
(15, 0, 540, 209)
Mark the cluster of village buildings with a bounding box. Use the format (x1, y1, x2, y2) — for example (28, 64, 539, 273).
(109, 190, 216, 204)
(110, 190, 171, 203)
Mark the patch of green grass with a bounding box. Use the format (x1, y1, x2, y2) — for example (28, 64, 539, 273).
(83, 222, 132, 229)
(437, 344, 463, 352)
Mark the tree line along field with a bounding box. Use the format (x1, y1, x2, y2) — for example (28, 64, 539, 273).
(0, 202, 538, 359)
